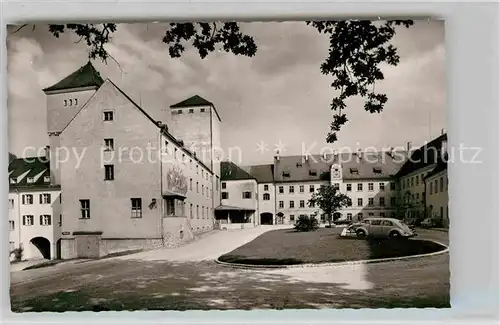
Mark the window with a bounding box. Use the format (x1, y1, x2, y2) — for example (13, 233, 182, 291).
(309, 185, 315, 193)
(202, 185, 204, 195)
(103, 111, 114, 121)
(200, 108, 205, 113)
(350, 168, 359, 175)
(390, 197, 397, 206)
(368, 198, 374, 206)
(40, 193, 51, 204)
(373, 167, 382, 174)
(9, 220, 14, 231)
(131, 198, 142, 218)
(358, 183, 364, 191)
(347, 198, 352, 207)
(40, 215, 51, 226)
(189, 109, 194, 114)
(197, 205, 199, 218)
(440, 206, 444, 219)
(201, 170, 204, 178)
(264, 185, 269, 191)
(222, 182, 226, 189)
(9, 199, 14, 209)
(80, 200, 90, 219)
(371, 219, 382, 225)
(368, 212, 374, 217)
(196, 182, 199, 193)
(290, 215, 295, 222)
(411, 177, 414, 187)
(190, 204, 193, 218)
(346, 184, 352, 192)
(289, 186, 294, 194)
(390, 182, 396, 190)
(379, 197, 385, 207)
(401, 181, 405, 190)
(368, 183, 374, 191)
(59, 214, 62, 227)
(357, 213, 363, 220)
(216, 177, 220, 191)
(380, 213, 387, 218)
(289, 201, 295, 208)
(411, 194, 415, 202)
(221, 192, 229, 200)
(196, 165, 199, 174)
(430, 182, 434, 195)
(22, 194, 33, 205)
(358, 198, 363, 206)
(416, 176, 420, 186)
(310, 201, 316, 208)
(27, 177, 35, 184)
(333, 183, 340, 190)
(104, 165, 114, 180)
(422, 192, 425, 200)
(190, 178, 193, 190)
(104, 138, 114, 151)
(279, 186, 284, 194)
(299, 185, 304, 193)
(300, 200, 305, 208)
(347, 213, 353, 221)
(23, 215, 34, 226)
(379, 183, 385, 191)
(434, 180, 438, 194)
(243, 191, 252, 199)
(279, 201, 284, 209)
(177, 110, 183, 114)
(440, 177, 444, 192)
(263, 193, 270, 201)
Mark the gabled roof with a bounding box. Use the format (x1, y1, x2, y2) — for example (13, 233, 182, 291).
(42, 61, 104, 92)
(396, 133, 447, 178)
(272, 151, 407, 183)
(424, 154, 448, 180)
(245, 164, 274, 183)
(221, 161, 256, 181)
(170, 95, 213, 108)
(8, 157, 51, 187)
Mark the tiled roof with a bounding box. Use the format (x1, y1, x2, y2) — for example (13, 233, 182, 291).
(396, 133, 447, 178)
(170, 95, 213, 108)
(221, 161, 256, 181)
(8, 157, 51, 187)
(245, 164, 274, 183)
(424, 154, 448, 180)
(273, 152, 406, 182)
(43, 61, 104, 92)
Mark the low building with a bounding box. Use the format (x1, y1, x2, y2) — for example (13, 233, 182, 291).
(217, 161, 258, 229)
(8, 157, 61, 260)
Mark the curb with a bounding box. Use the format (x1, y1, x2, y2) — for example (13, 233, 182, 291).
(214, 239, 449, 270)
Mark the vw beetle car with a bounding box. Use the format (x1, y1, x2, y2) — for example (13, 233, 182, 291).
(346, 217, 416, 239)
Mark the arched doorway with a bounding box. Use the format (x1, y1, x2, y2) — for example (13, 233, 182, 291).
(260, 212, 273, 225)
(30, 237, 51, 260)
(56, 239, 62, 259)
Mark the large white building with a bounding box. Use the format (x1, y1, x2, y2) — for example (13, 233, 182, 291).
(8, 157, 61, 260)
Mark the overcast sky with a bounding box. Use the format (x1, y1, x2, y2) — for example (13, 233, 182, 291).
(7, 20, 445, 165)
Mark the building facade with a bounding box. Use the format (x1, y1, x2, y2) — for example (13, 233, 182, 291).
(8, 157, 61, 260)
(41, 62, 221, 259)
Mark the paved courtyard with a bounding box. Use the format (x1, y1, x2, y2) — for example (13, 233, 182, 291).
(10, 227, 449, 311)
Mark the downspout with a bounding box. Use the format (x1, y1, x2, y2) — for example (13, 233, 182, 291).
(16, 188, 21, 250)
(159, 130, 165, 246)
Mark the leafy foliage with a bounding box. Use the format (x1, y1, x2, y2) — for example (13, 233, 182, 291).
(306, 20, 413, 142)
(294, 215, 319, 232)
(13, 20, 413, 143)
(309, 184, 351, 226)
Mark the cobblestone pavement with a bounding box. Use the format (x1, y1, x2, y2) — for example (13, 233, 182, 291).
(10, 228, 449, 311)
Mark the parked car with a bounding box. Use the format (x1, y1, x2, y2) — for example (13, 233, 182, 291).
(420, 218, 433, 228)
(346, 217, 416, 239)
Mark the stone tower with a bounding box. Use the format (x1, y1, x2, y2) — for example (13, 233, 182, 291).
(42, 61, 103, 185)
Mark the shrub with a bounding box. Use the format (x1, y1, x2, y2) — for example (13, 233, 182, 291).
(12, 245, 23, 262)
(294, 215, 319, 232)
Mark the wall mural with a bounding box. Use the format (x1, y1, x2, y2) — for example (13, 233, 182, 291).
(166, 165, 188, 195)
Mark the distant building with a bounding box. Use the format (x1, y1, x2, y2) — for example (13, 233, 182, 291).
(42, 62, 220, 259)
(8, 157, 61, 260)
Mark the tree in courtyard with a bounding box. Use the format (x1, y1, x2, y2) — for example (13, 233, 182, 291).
(308, 184, 351, 227)
(11, 20, 413, 143)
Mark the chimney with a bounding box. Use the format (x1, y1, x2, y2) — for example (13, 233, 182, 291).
(406, 141, 412, 151)
(441, 139, 448, 158)
(275, 149, 280, 161)
(441, 128, 446, 135)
